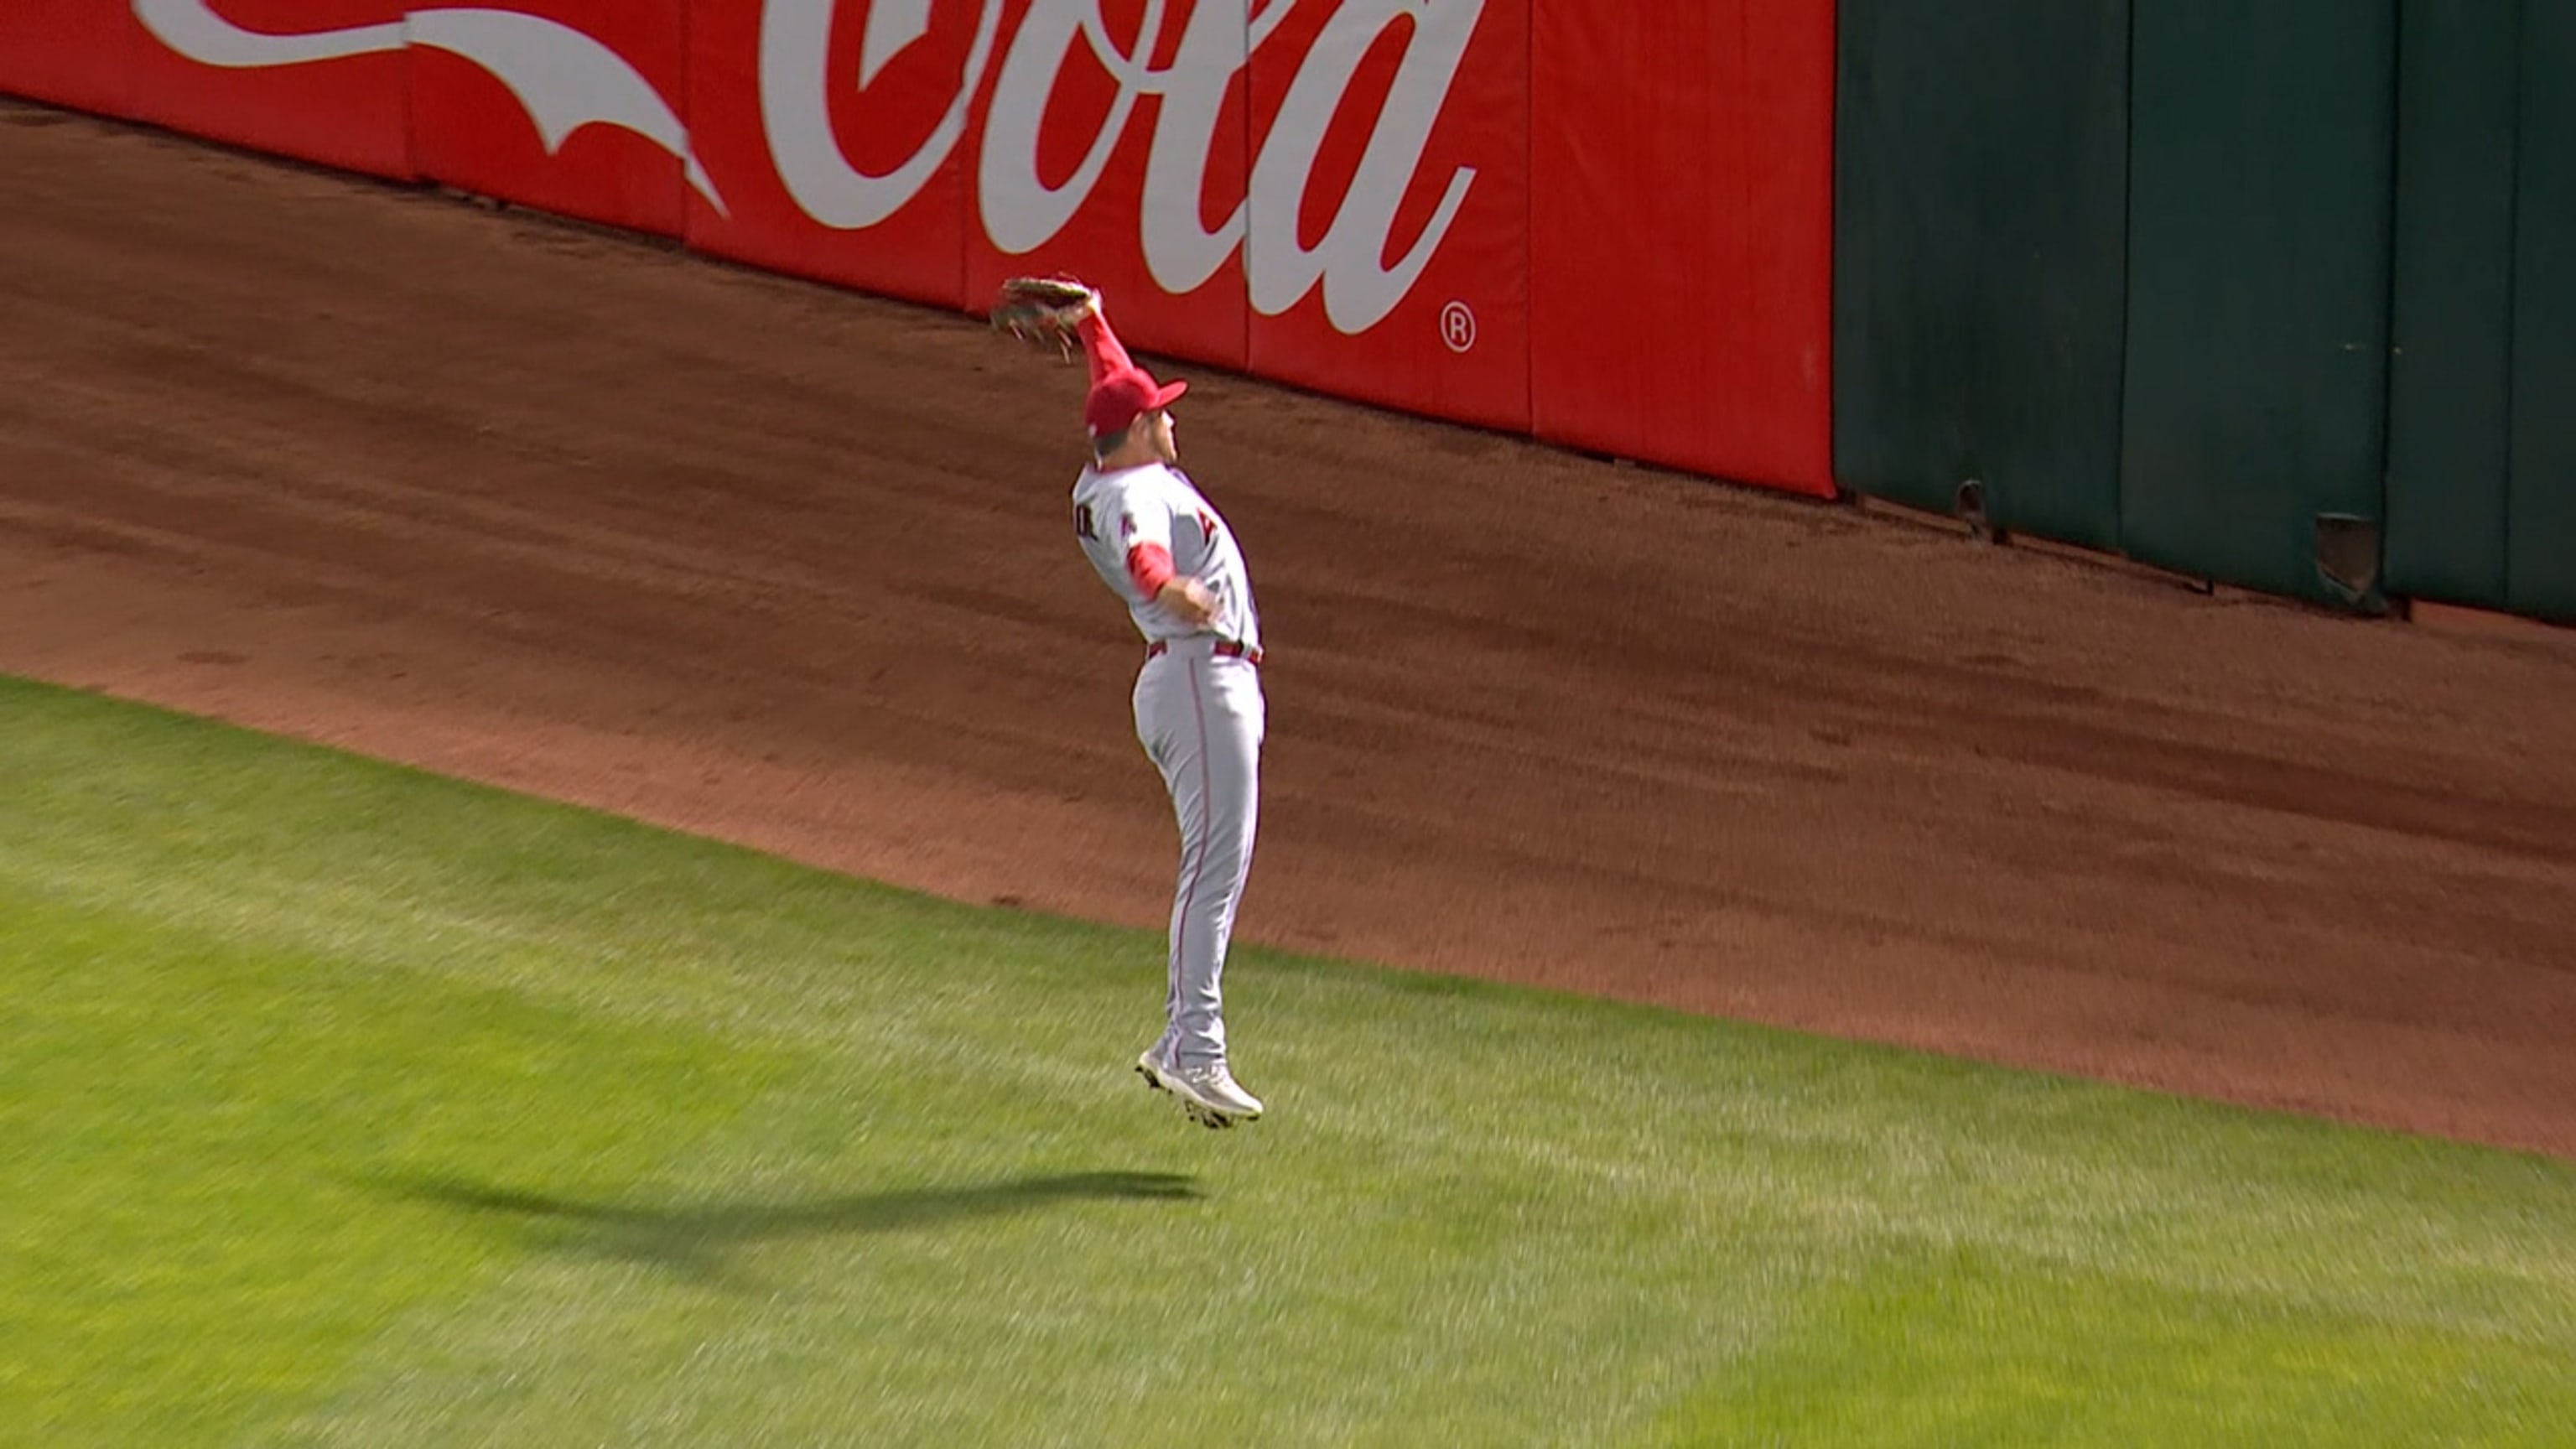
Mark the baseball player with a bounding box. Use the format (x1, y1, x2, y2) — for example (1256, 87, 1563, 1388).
(1060, 287, 1268, 1130)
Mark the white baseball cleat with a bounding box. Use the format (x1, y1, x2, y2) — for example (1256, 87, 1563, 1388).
(1135, 1046, 1171, 1094)
(1151, 1059, 1264, 1128)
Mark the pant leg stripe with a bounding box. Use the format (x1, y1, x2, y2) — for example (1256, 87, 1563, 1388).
(1171, 659, 1218, 1059)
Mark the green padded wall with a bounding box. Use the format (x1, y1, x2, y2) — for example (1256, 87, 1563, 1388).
(2120, 0, 2397, 609)
(2508, 0, 2576, 622)
(1831, 0, 2130, 548)
(2384, 0, 2520, 609)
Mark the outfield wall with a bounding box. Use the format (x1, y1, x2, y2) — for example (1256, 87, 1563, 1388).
(2386, 0, 2576, 624)
(7, 1, 2571, 626)
(1835, 0, 2576, 624)
(0, 0, 1836, 499)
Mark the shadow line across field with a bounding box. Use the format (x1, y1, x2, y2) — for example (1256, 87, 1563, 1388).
(366, 1170, 1205, 1283)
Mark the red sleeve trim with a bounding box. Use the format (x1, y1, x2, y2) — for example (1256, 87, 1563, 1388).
(1079, 312, 1135, 386)
(1125, 542, 1176, 599)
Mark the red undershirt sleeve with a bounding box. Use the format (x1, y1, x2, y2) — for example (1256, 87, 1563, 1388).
(1125, 543, 1176, 600)
(1079, 313, 1135, 386)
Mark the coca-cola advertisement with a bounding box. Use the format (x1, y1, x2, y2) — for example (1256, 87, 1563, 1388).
(953, 0, 1260, 368)
(0, 0, 417, 178)
(2, 0, 1841, 498)
(409, 0, 700, 236)
(1236, 0, 1528, 429)
(686, 0, 1528, 424)
(686, 0, 985, 307)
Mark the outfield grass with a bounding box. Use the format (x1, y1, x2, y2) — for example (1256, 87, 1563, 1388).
(3, 673, 2571, 1446)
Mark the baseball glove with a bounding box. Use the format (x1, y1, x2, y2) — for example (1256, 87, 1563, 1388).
(988, 275, 1098, 360)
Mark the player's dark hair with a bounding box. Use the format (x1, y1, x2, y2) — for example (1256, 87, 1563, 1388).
(1091, 425, 1131, 460)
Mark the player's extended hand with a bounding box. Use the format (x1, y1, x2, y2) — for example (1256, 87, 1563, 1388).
(1158, 577, 1218, 627)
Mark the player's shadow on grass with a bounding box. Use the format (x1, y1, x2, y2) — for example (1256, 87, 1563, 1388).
(377, 1171, 1202, 1286)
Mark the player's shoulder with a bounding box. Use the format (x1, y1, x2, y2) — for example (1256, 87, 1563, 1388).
(1078, 462, 1182, 503)
(1071, 468, 1119, 513)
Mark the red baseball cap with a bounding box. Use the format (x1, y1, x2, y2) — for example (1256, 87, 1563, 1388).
(1086, 365, 1188, 440)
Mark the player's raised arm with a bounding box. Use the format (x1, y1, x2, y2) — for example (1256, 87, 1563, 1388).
(1078, 301, 1134, 387)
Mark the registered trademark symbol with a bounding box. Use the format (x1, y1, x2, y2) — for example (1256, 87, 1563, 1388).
(1440, 301, 1477, 353)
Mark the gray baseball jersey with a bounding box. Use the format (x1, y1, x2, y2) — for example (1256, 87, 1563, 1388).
(1071, 461, 1262, 652)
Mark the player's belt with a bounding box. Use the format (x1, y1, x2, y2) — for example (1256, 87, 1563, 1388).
(1147, 637, 1262, 666)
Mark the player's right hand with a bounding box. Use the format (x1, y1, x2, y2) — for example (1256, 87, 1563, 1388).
(1158, 577, 1218, 626)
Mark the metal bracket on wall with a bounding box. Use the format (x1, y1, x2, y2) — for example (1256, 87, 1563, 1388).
(2314, 512, 2385, 610)
(1955, 479, 2009, 544)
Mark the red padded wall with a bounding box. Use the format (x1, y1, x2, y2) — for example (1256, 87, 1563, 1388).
(10, 0, 417, 179)
(959, 0, 1251, 371)
(409, 0, 691, 236)
(1244, 0, 1530, 432)
(1531, 0, 1837, 496)
(683, 0, 979, 307)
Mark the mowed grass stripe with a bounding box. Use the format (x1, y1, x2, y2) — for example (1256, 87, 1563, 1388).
(2, 675, 2570, 1446)
(0, 886, 784, 1446)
